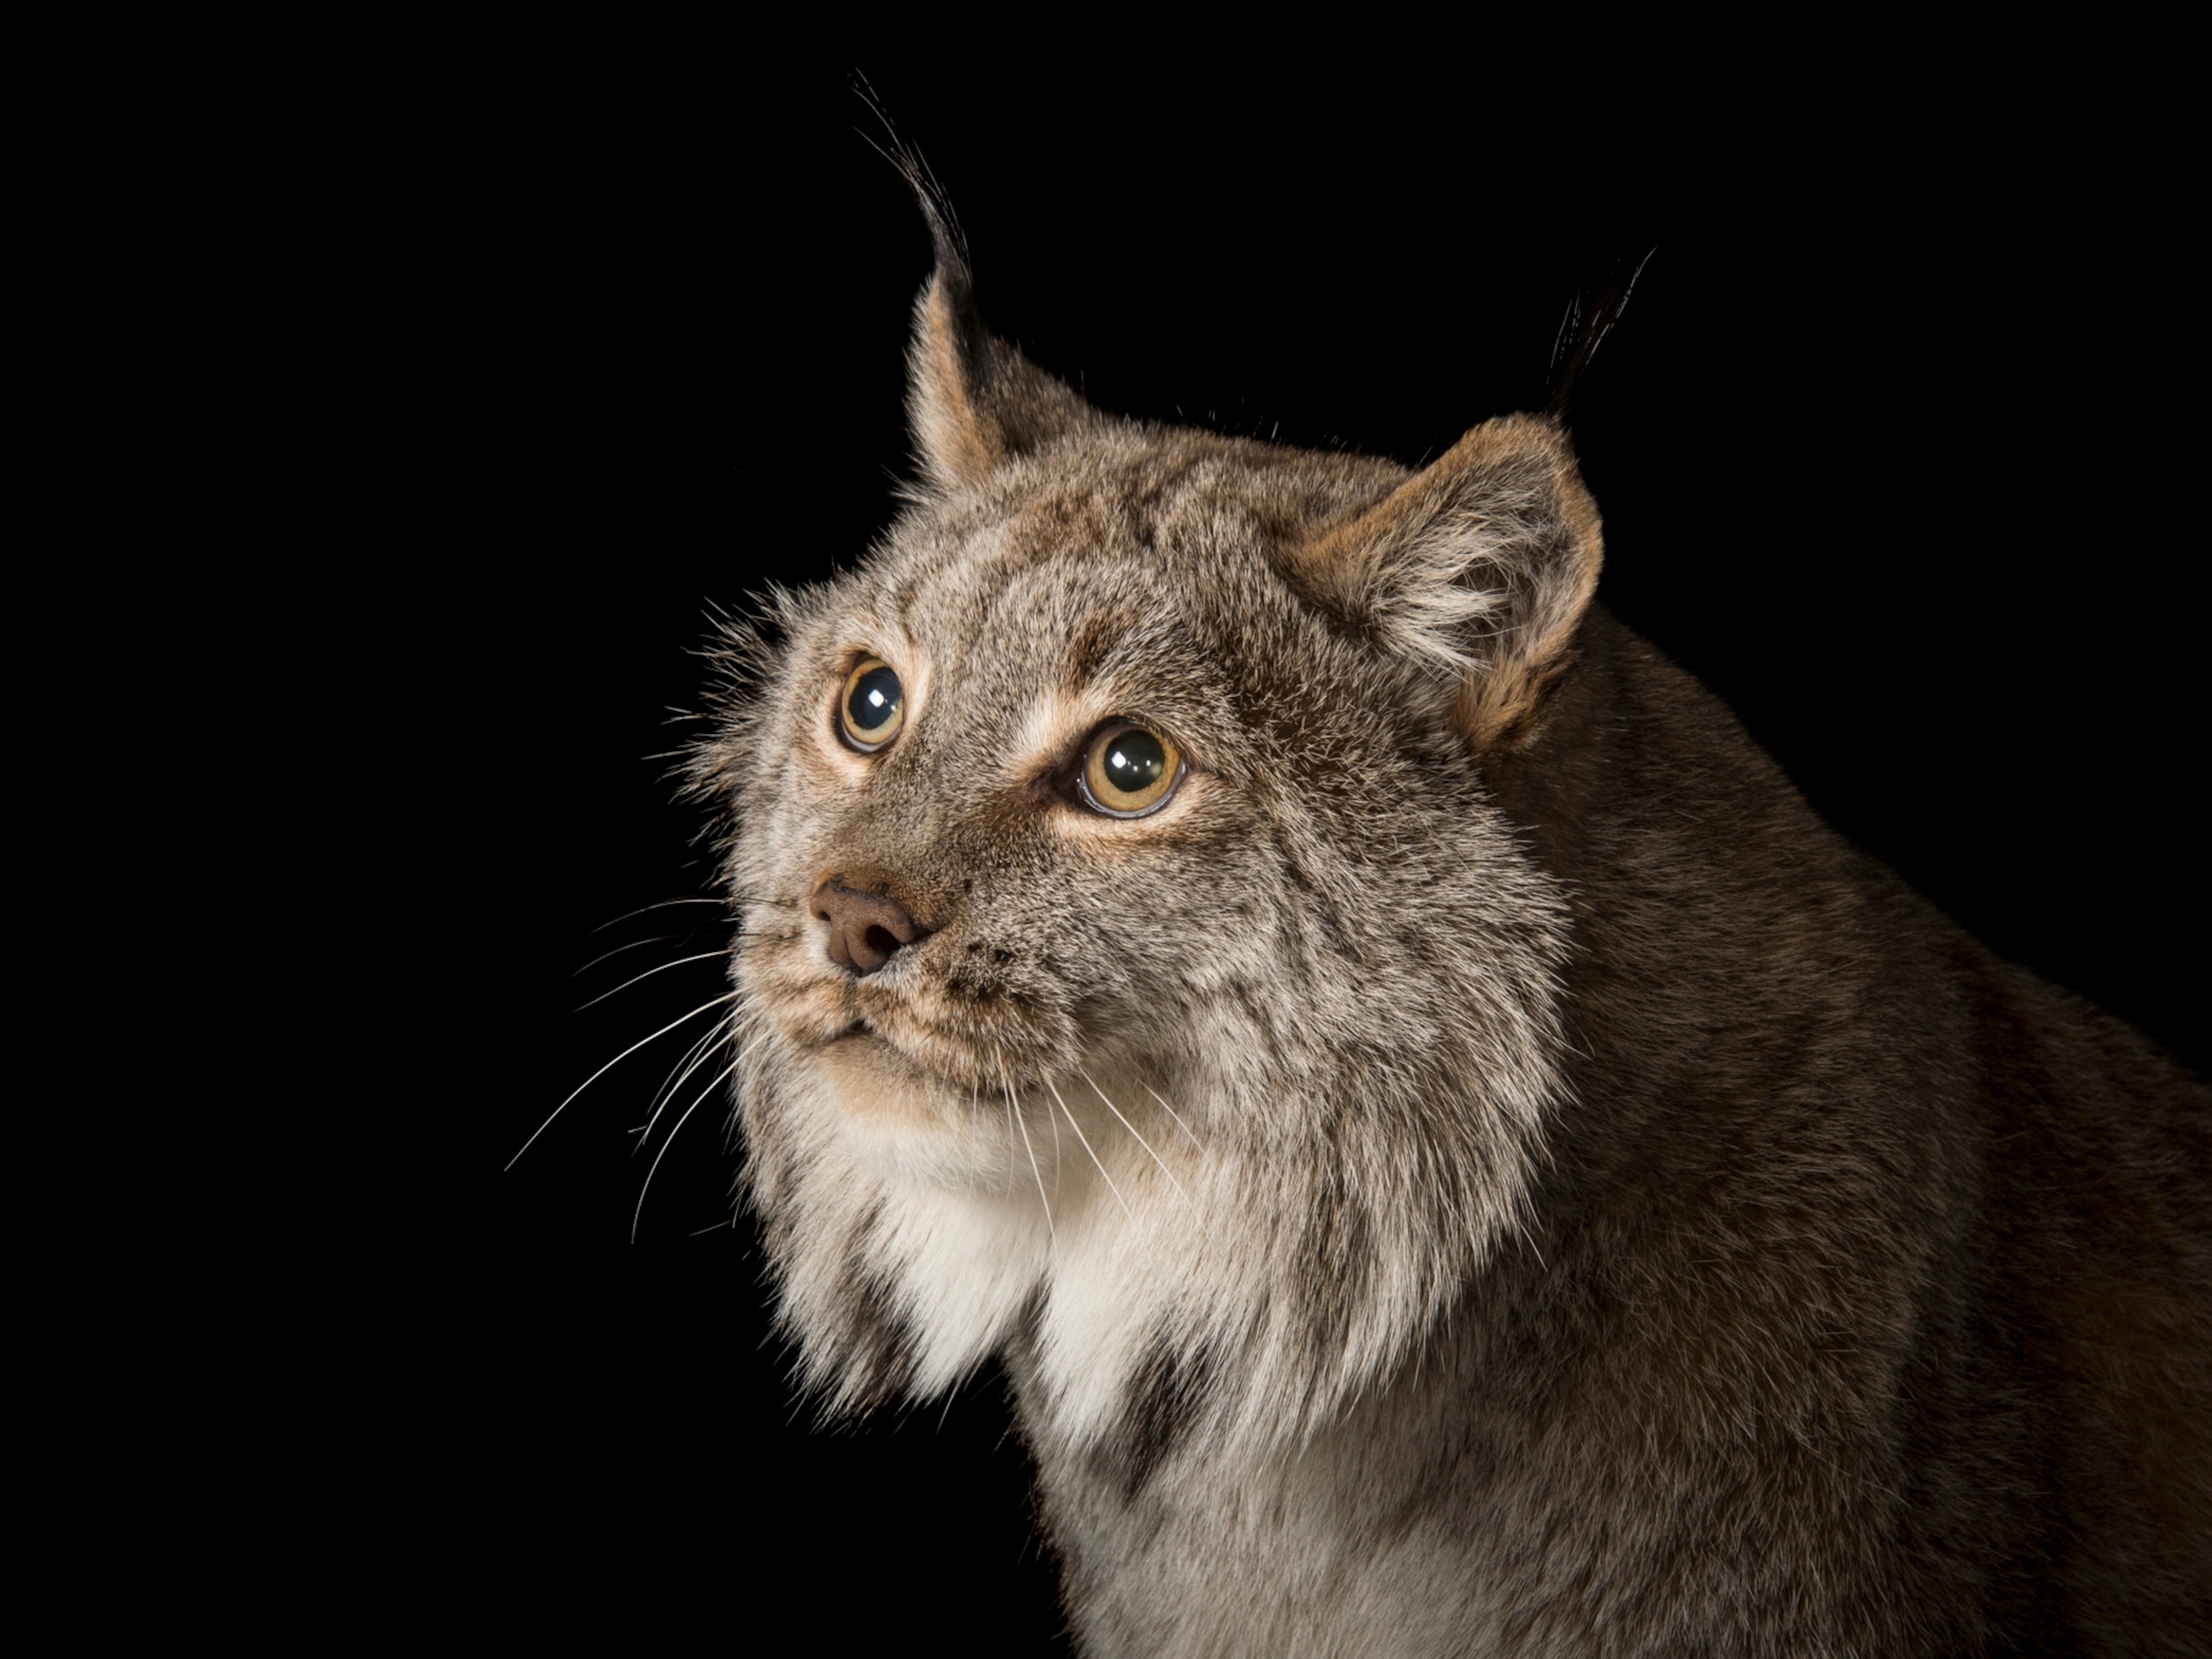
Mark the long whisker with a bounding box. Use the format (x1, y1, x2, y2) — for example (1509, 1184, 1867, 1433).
(637, 1020, 726, 1139)
(571, 934, 683, 979)
(637, 1020, 737, 1150)
(997, 1048, 1053, 1245)
(505, 992, 737, 1170)
(998, 1084, 1016, 1197)
(575, 949, 729, 1012)
(1082, 1070, 1203, 1229)
(1141, 1082, 1205, 1149)
(1044, 1079, 1147, 1253)
(590, 896, 732, 935)
(632, 1049, 746, 1243)
(979, 1079, 1011, 1196)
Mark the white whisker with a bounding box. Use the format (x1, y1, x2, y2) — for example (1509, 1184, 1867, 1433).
(631, 1049, 743, 1243)
(571, 933, 682, 979)
(575, 950, 730, 1012)
(637, 1020, 737, 1148)
(1141, 1082, 1205, 1148)
(1045, 1078, 1148, 1257)
(997, 1048, 1053, 1245)
(590, 896, 731, 935)
(981, 1079, 1013, 1196)
(633, 1021, 726, 1148)
(506, 993, 738, 1170)
(1082, 1069, 1204, 1231)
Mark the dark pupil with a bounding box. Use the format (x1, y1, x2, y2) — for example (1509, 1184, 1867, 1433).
(847, 667, 902, 732)
(1102, 728, 1167, 794)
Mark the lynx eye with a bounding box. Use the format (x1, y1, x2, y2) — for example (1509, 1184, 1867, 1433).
(1079, 721, 1182, 817)
(838, 657, 905, 752)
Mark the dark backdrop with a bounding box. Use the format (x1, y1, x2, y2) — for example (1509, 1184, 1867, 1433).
(417, 58, 2200, 1651)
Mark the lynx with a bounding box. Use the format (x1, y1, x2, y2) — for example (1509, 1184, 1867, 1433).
(684, 187, 2211, 1655)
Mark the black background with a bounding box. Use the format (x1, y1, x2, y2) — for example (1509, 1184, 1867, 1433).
(416, 55, 2200, 1651)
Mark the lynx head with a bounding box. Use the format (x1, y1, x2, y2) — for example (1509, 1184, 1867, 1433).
(691, 223, 1602, 1456)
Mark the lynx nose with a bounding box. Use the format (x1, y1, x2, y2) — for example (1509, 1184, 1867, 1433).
(810, 877, 922, 975)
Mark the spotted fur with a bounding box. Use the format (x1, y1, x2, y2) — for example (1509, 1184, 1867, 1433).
(687, 240, 2212, 1655)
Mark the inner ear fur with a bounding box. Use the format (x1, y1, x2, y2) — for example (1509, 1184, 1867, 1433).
(907, 258, 1096, 492)
(1287, 414, 1604, 749)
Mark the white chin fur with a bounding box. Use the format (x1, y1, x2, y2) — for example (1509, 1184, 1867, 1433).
(811, 1035, 1019, 1189)
(760, 1035, 1547, 1455)
(779, 1048, 1054, 1398)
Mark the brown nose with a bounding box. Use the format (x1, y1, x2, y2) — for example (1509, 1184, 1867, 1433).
(810, 877, 922, 974)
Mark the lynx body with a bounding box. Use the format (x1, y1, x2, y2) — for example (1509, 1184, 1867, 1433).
(688, 217, 2212, 1655)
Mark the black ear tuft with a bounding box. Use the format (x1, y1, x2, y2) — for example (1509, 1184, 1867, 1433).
(1547, 249, 1654, 419)
(851, 76, 987, 392)
(852, 75, 1098, 491)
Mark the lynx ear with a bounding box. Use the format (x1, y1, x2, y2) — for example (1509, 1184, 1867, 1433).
(1287, 415, 1603, 748)
(905, 212, 1094, 491)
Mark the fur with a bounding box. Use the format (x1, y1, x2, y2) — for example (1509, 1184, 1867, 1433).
(685, 246, 2212, 1655)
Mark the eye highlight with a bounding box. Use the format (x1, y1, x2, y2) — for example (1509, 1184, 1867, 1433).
(1078, 721, 1182, 817)
(837, 657, 905, 752)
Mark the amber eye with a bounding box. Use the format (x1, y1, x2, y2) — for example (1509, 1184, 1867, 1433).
(838, 657, 905, 752)
(1078, 721, 1182, 817)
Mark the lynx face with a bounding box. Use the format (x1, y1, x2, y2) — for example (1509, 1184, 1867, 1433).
(692, 251, 1596, 1448)
(733, 439, 1548, 1146)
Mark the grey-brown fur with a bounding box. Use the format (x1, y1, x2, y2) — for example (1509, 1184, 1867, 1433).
(688, 235, 2211, 1655)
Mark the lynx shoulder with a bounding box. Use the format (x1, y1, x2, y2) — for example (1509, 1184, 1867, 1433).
(687, 212, 2212, 1656)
